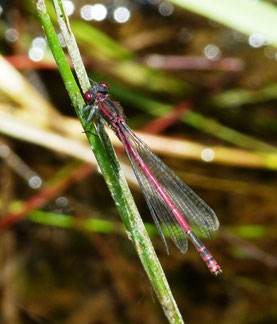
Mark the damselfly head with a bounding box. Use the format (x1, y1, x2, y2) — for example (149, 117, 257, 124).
(84, 82, 109, 103)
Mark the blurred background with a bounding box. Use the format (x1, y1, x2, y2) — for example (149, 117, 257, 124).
(0, 0, 277, 323)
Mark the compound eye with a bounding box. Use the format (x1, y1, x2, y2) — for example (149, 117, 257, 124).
(84, 91, 93, 102)
(99, 82, 110, 92)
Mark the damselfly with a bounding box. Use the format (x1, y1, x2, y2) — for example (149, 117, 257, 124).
(81, 82, 222, 275)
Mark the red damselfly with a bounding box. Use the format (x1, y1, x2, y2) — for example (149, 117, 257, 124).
(81, 82, 222, 275)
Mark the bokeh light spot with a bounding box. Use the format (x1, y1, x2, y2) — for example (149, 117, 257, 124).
(159, 2, 174, 16)
(248, 33, 265, 48)
(113, 7, 131, 23)
(63, 0, 75, 16)
(28, 47, 44, 62)
(201, 148, 215, 162)
(203, 44, 221, 60)
(29, 176, 42, 189)
(6, 28, 19, 42)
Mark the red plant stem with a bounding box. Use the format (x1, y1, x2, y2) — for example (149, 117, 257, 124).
(0, 163, 94, 230)
(143, 55, 244, 72)
(4, 55, 71, 70)
(140, 101, 192, 134)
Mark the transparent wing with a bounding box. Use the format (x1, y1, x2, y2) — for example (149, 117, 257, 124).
(117, 122, 219, 253)
(117, 127, 188, 253)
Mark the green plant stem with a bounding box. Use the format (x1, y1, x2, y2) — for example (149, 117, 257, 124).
(26, 209, 266, 240)
(33, 0, 184, 322)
